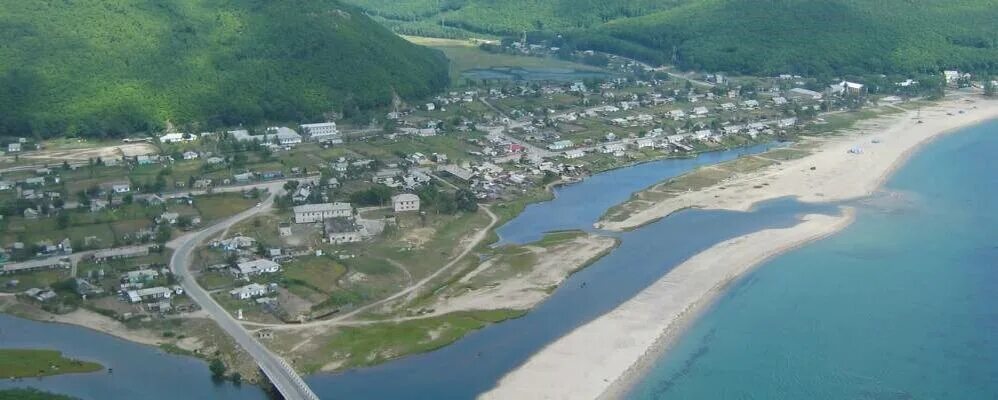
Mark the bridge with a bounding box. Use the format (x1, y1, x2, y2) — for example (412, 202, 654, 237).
(168, 190, 319, 400)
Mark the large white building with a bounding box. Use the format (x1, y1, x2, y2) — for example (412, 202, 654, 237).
(228, 128, 301, 145)
(392, 194, 420, 212)
(300, 122, 342, 143)
(231, 259, 280, 277)
(293, 202, 352, 223)
(265, 127, 302, 145)
(159, 133, 195, 143)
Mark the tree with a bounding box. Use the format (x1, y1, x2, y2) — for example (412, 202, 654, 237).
(56, 213, 70, 229)
(155, 225, 172, 243)
(455, 189, 478, 213)
(209, 359, 226, 380)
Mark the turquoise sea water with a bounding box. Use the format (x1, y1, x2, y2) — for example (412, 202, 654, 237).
(628, 120, 998, 399)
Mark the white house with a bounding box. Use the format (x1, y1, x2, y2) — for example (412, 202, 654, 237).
(231, 259, 280, 277)
(293, 202, 352, 223)
(182, 151, 199, 160)
(564, 149, 585, 159)
(230, 283, 273, 300)
(692, 106, 709, 116)
(635, 138, 655, 149)
(547, 140, 573, 151)
(788, 88, 823, 100)
(392, 194, 420, 212)
(111, 183, 131, 193)
(8, 143, 22, 153)
(943, 70, 961, 84)
(693, 130, 712, 141)
(126, 286, 173, 303)
(741, 100, 760, 109)
(772, 96, 788, 106)
(601, 143, 626, 154)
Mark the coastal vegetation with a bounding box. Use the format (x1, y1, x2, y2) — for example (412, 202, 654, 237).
(0, 0, 449, 138)
(348, 0, 998, 76)
(0, 349, 102, 378)
(0, 388, 78, 400)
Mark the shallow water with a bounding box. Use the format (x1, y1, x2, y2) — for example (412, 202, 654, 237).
(627, 120, 998, 399)
(0, 314, 267, 400)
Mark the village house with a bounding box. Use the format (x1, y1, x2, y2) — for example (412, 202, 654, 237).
(788, 87, 823, 101)
(231, 259, 280, 277)
(230, 283, 276, 300)
(110, 182, 131, 194)
(547, 140, 573, 151)
(392, 193, 420, 212)
(93, 246, 150, 262)
(123, 269, 159, 284)
(182, 151, 199, 160)
(692, 106, 709, 116)
(563, 149, 585, 159)
(293, 202, 352, 224)
(772, 96, 788, 106)
(126, 286, 173, 303)
(324, 217, 366, 244)
(601, 143, 626, 154)
(7, 143, 21, 153)
(635, 138, 655, 149)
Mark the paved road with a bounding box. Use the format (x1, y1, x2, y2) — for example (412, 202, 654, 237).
(167, 192, 319, 400)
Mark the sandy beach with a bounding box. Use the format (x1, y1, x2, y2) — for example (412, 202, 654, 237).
(603, 96, 998, 232)
(481, 95, 998, 400)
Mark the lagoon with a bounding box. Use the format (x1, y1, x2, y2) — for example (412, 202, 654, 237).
(0, 314, 267, 400)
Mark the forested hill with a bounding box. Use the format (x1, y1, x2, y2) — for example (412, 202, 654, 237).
(0, 0, 450, 138)
(594, 0, 998, 76)
(346, 0, 998, 76)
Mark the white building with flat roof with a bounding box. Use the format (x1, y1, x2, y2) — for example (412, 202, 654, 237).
(231, 259, 280, 277)
(293, 202, 352, 223)
(392, 194, 420, 212)
(300, 122, 342, 143)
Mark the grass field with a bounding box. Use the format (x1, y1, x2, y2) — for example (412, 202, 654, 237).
(0, 349, 102, 378)
(403, 36, 604, 83)
(194, 193, 258, 222)
(282, 256, 348, 294)
(301, 309, 524, 372)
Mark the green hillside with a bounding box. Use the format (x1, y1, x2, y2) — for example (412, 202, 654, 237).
(0, 0, 450, 138)
(595, 0, 998, 76)
(346, 0, 998, 76)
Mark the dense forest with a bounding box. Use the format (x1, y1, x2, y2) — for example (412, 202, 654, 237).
(346, 0, 998, 76)
(0, 0, 450, 138)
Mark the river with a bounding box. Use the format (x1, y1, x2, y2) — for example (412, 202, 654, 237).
(0, 140, 853, 399)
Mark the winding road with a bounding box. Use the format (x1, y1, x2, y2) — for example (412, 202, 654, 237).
(167, 185, 318, 400)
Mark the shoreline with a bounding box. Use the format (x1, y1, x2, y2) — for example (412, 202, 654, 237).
(602, 96, 998, 231)
(598, 210, 856, 400)
(481, 95, 998, 400)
